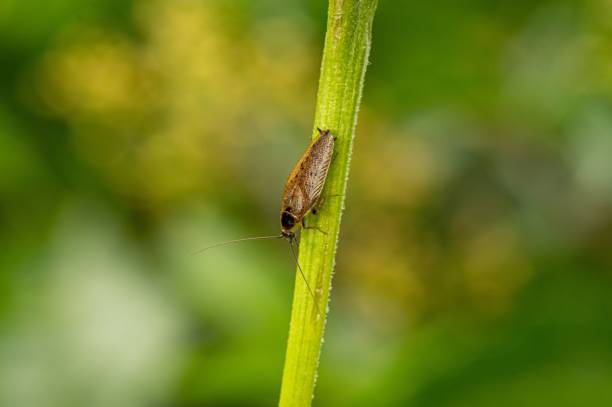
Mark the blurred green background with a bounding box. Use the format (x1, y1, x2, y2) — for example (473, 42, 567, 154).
(2, 0, 612, 406)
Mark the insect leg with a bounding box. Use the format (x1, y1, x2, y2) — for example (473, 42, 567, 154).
(302, 218, 328, 235)
(331, 150, 339, 165)
(311, 194, 342, 215)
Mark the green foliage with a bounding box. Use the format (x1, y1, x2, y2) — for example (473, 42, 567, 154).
(2, 0, 612, 406)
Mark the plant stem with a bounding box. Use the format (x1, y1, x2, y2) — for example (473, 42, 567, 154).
(279, 1, 378, 405)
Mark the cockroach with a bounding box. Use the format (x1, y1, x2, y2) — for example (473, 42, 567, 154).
(280, 128, 336, 239)
(196, 128, 337, 311)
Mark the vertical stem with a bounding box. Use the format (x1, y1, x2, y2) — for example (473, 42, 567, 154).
(279, 1, 378, 406)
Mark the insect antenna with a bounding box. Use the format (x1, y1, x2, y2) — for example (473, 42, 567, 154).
(193, 234, 283, 255)
(288, 237, 321, 316)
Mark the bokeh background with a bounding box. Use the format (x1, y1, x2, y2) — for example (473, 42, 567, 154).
(2, 0, 612, 406)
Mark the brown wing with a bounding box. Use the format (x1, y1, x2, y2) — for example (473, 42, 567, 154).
(301, 133, 334, 205)
(281, 130, 335, 219)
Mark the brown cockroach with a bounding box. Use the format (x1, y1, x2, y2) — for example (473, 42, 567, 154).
(197, 128, 336, 309)
(280, 128, 335, 239)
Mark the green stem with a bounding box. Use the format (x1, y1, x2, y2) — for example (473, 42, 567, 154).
(279, 1, 378, 405)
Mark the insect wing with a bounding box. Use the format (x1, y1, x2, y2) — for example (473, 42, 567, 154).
(301, 133, 335, 206)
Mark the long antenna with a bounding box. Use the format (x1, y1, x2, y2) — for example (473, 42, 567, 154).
(288, 237, 321, 316)
(193, 234, 283, 255)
